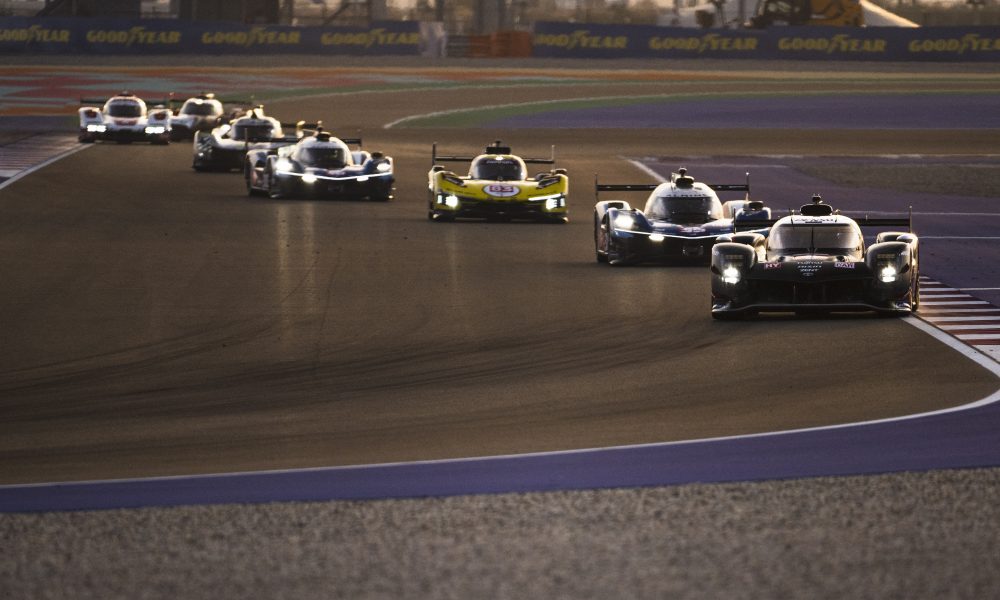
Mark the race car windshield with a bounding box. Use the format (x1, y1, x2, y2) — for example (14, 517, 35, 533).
(231, 124, 274, 141)
(472, 158, 524, 181)
(769, 224, 862, 256)
(646, 196, 722, 223)
(300, 147, 346, 169)
(181, 102, 219, 116)
(106, 102, 143, 118)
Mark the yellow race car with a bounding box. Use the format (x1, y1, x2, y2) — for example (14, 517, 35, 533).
(427, 141, 568, 223)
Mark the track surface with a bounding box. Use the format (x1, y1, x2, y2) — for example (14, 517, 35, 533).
(2, 68, 999, 487)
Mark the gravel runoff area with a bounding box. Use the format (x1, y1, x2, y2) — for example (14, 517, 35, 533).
(4, 467, 1000, 599)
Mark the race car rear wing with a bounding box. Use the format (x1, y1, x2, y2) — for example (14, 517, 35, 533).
(277, 121, 362, 146)
(594, 173, 751, 201)
(80, 96, 172, 107)
(733, 210, 913, 232)
(432, 141, 556, 165)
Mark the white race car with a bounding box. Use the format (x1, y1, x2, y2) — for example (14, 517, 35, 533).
(169, 93, 227, 141)
(78, 91, 172, 145)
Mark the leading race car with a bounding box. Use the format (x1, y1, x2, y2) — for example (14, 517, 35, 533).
(427, 141, 568, 223)
(169, 93, 249, 141)
(594, 168, 771, 264)
(710, 196, 919, 319)
(192, 106, 295, 172)
(244, 127, 394, 201)
(78, 91, 172, 144)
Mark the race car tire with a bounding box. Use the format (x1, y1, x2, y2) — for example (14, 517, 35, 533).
(594, 214, 609, 263)
(911, 270, 920, 311)
(711, 310, 742, 321)
(268, 175, 283, 199)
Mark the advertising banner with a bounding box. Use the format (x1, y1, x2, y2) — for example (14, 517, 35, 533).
(532, 21, 1000, 62)
(0, 17, 421, 55)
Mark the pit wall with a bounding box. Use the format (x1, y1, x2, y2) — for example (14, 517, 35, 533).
(532, 21, 1000, 62)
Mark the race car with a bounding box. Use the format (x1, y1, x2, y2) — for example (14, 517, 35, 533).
(710, 195, 919, 319)
(244, 127, 394, 201)
(427, 141, 568, 223)
(192, 106, 292, 172)
(593, 168, 771, 265)
(78, 91, 172, 144)
(169, 93, 237, 141)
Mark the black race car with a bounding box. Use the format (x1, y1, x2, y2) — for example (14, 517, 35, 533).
(594, 168, 770, 264)
(244, 127, 394, 201)
(710, 196, 919, 319)
(192, 106, 296, 172)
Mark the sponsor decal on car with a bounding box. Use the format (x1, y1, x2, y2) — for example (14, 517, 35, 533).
(484, 184, 520, 198)
(764, 262, 782, 270)
(797, 261, 822, 276)
(834, 261, 856, 269)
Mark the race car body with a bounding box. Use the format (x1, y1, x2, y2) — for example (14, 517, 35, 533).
(78, 92, 171, 144)
(169, 93, 226, 141)
(244, 128, 394, 201)
(192, 106, 291, 172)
(710, 196, 919, 319)
(594, 168, 770, 264)
(427, 141, 568, 223)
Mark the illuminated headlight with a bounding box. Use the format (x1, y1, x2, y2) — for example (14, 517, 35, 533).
(87, 124, 107, 132)
(613, 214, 635, 230)
(649, 233, 665, 243)
(439, 194, 460, 208)
(144, 126, 166, 135)
(301, 173, 317, 184)
(544, 195, 565, 210)
(375, 162, 391, 173)
(357, 176, 369, 183)
(275, 158, 293, 172)
(722, 266, 741, 285)
(880, 265, 897, 283)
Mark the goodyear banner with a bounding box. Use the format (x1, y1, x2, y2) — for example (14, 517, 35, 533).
(533, 21, 1000, 62)
(0, 17, 420, 55)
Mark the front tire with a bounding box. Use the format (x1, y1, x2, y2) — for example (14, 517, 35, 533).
(595, 214, 609, 263)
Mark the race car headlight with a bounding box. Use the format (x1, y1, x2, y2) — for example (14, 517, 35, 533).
(544, 195, 565, 211)
(722, 266, 741, 285)
(301, 173, 317, 184)
(880, 265, 898, 283)
(144, 126, 166, 135)
(649, 234, 665, 243)
(438, 194, 460, 208)
(275, 158, 293, 172)
(613, 214, 636, 230)
(87, 124, 107, 132)
(375, 161, 391, 173)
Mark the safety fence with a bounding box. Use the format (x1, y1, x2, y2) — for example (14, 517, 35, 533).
(0, 17, 421, 55)
(2, 16, 999, 61)
(532, 21, 1000, 62)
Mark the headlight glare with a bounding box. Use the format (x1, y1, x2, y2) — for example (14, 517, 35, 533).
(613, 214, 635, 230)
(880, 265, 897, 283)
(722, 265, 741, 285)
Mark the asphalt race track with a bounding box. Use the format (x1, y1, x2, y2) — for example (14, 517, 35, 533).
(1, 58, 1000, 598)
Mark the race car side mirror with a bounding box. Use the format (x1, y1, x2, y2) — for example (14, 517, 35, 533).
(552, 168, 567, 175)
(431, 165, 444, 172)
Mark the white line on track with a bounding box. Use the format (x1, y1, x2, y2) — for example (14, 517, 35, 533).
(0, 136, 90, 191)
